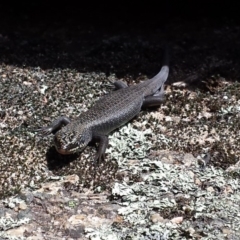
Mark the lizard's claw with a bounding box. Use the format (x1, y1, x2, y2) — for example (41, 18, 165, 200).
(35, 116, 71, 137)
(36, 126, 53, 136)
(93, 152, 105, 166)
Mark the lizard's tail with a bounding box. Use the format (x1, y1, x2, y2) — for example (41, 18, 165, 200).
(141, 45, 170, 96)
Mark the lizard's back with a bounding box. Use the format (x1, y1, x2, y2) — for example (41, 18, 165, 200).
(71, 52, 169, 135)
(74, 85, 144, 135)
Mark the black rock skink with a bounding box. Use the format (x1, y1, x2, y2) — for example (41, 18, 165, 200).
(38, 48, 169, 164)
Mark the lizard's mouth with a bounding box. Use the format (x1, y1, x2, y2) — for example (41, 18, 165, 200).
(54, 141, 82, 155)
(55, 147, 72, 155)
(54, 134, 79, 155)
(54, 134, 87, 155)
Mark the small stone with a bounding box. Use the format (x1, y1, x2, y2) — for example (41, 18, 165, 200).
(172, 116, 181, 123)
(68, 214, 86, 225)
(222, 228, 231, 234)
(201, 111, 212, 119)
(223, 185, 233, 195)
(150, 213, 164, 223)
(64, 174, 79, 184)
(195, 178, 202, 186)
(165, 116, 172, 122)
(23, 81, 32, 86)
(188, 171, 195, 179)
(19, 202, 27, 210)
(171, 216, 183, 224)
(183, 153, 195, 167)
(113, 215, 124, 223)
(172, 81, 187, 87)
(18, 110, 24, 115)
(206, 186, 214, 193)
(188, 227, 195, 235)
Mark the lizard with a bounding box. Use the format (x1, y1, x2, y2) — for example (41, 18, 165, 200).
(37, 47, 169, 164)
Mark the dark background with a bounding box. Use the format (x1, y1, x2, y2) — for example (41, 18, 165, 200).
(0, 1, 238, 23)
(0, 1, 239, 82)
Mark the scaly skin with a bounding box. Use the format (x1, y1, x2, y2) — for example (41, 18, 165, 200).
(37, 48, 169, 164)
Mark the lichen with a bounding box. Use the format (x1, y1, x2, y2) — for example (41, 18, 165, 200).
(85, 156, 240, 239)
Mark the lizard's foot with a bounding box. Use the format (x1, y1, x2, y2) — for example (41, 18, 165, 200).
(36, 126, 54, 136)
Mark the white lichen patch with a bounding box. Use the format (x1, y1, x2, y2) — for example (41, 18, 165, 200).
(0, 196, 30, 239)
(0, 232, 26, 240)
(106, 123, 153, 162)
(0, 217, 30, 231)
(86, 156, 240, 239)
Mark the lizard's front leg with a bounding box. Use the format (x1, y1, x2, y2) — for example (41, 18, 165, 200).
(36, 116, 71, 136)
(92, 134, 109, 165)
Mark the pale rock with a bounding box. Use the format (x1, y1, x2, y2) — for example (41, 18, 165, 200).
(19, 201, 27, 210)
(171, 216, 183, 224)
(150, 213, 164, 223)
(206, 186, 214, 193)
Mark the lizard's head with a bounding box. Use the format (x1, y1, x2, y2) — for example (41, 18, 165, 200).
(54, 126, 92, 155)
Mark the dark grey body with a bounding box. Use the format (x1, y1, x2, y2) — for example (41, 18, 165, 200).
(38, 49, 169, 164)
(72, 70, 169, 135)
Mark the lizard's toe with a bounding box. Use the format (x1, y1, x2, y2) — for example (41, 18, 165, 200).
(36, 127, 53, 136)
(93, 153, 105, 166)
